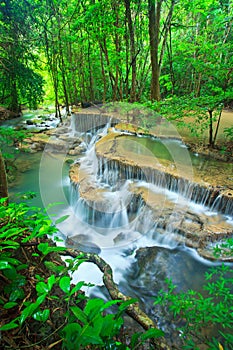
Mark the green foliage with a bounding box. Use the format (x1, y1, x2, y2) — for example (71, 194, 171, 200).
(214, 238, 233, 258)
(0, 0, 44, 111)
(0, 126, 31, 148)
(1, 0, 233, 107)
(145, 92, 232, 146)
(0, 198, 161, 349)
(224, 126, 233, 141)
(154, 264, 233, 349)
(0, 126, 32, 173)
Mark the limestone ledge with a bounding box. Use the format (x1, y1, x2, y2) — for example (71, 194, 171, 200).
(69, 163, 109, 208)
(69, 149, 233, 261)
(22, 126, 85, 155)
(129, 184, 233, 261)
(95, 132, 233, 212)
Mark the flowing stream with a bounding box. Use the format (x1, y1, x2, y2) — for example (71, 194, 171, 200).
(7, 112, 233, 345)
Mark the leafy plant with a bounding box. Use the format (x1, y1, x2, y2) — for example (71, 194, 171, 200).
(224, 127, 233, 141)
(214, 238, 233, 259)
(0, 198, 162, 349)
(0, 126, 31, 150)
(154, 264, 233, 349)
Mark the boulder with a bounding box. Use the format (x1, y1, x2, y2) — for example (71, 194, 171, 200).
(0, 107, 19, 121)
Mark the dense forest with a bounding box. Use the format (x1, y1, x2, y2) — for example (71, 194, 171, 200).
(0, 0, 232, 113)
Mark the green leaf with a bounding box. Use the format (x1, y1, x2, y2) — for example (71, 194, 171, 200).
(47, 275, 56, 290)
(3, 266, 17, 280)
(80, 326, 104, 346)
(16, 263, 28, 271)
(62, 323, 81, 345)
(9, 289, 24, 302)
(141, 328, 164, 341)
(55, 215, 69, 224)
(20, 303, 38, 324)
(4, 302, 18, 309)
(33, 309, 50, 322)
(100, 314, 123, 337)
(84, 298, 104, 318)
(38, 242, 66, 255)
(118, 298, 138, 312)
(70, 281, 86, 296)
(36, 281, 50, 294)
(19, 294, 46, 325)
(130, 332, 141, 348)
(59, 276, 71, 294)
(0, 261, 11, 269)
(100, 299, 121, 312)
(70, 306, 88, 323)
(0, 321, 19, 331)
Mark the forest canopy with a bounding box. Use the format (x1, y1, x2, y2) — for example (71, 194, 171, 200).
(0, 0, 232, 114)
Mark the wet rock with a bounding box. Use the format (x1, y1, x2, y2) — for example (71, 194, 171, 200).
(51, 127, 70, 135)
(45, 139, 69, 152)
(65, 235, 101, 254)
(59, 135, 82, 144)
(26, 120, 34, 125)
(68, 145, 86, 156)
(113, 231, 140, 245)
(65, 158, 74, 165)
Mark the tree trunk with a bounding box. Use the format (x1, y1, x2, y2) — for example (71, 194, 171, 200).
(0, 150, 8, 205)
(213, 110, 222, 146)
(167, 27, 175, 94)
(124, 0, 137, 102)
(87, 40, 95, 102)
(9, 78, 20, 114)
(100, 48, 107, 103)
(124, 19, 130, 99)
(57, 26, 70, 115)
(208, 109, 214, 147)
(148, 0, 162, 101)
(99, 39, 117, 99)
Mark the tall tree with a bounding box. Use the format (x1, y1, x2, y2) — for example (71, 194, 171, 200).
(124, 0, 137, 102)
(148, 0, 176, 101)
(148, 0, 162, 101)
(0, 149, 8, 205)
(0, 0, 44, 113)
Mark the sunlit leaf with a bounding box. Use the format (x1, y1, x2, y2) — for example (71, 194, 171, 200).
(59, 276, 71, 294)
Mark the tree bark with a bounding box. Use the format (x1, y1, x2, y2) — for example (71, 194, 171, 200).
(148, 0, 162, 101)
(213, 110, 222, 145)
(208, 109, 214, 147)
(124, 0, 137, 102)
(0, 150, 8, 205)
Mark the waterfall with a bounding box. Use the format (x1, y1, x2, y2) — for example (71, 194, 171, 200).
(96, 156, 233, 216)
(68, 115, 232, 254)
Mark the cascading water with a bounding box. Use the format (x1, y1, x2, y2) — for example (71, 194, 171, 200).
(68, 121, 232, 251)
